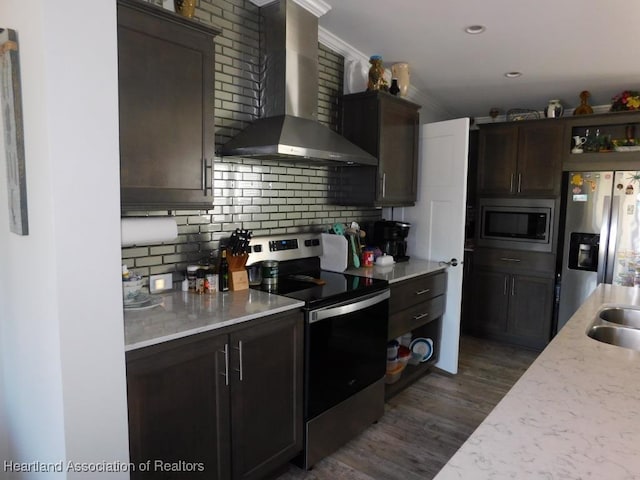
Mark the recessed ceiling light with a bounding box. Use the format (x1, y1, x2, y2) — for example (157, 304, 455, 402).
(504, 71, 522, 79)
(464, 25, 486, 34)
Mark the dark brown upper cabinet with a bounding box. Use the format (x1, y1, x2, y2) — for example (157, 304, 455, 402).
(478, 121, 563, 197)
(336, 91, 421, 207)
(117, 0, 220, 210)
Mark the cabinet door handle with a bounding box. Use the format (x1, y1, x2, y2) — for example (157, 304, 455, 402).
(511, 277, 515, 296)
(233, 340, 244, 381)
(413, 312, 429, 321)
(201, 157, 206, 193)
(509, 173, 514, 194)
(202, 157, 213, 195)
(503, 276, 508, 296)
(219, 343, 229, 386)
(499, 257, 522, 263)
(517, 173, 522, 193)
(415, 288, 431, 295)
(381, 172, 387, 198)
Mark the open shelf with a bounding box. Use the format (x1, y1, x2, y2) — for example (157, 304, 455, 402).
(384, 317, 441, 400)
(562, 111, 640, 171)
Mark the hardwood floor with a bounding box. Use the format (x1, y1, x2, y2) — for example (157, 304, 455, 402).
(275, 335, 539, 480)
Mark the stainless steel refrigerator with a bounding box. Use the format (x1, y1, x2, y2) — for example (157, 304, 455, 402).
(557, 170, 640, 331)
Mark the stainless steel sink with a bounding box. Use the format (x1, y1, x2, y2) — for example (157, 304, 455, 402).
(587, 306, 640, 351)
(587, 324, 640, 351)
(598, 307, 640, 329)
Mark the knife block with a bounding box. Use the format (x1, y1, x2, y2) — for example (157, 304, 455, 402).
(228, 254, 249, 291)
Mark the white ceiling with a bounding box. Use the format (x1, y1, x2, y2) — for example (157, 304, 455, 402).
(319, 0, 640, 119)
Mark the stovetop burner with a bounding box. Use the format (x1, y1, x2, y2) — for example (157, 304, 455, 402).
(247, 233, 388, 310)
(251, 269, 388, 309)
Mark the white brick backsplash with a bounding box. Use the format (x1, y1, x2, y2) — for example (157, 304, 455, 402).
(187, 215, 212, 224)
(150, 245, 176, 255)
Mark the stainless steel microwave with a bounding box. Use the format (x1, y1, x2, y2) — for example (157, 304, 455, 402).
(478, 198, 555, 252)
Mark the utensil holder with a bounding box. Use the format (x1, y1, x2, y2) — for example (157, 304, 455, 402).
(228, 254, 249, 291)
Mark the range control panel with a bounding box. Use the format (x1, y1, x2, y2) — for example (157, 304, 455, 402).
(247, 233, 323, 265)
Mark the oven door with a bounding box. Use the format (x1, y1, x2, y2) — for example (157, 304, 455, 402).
(305, 289, 390, 419)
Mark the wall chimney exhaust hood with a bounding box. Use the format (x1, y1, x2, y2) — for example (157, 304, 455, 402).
(221, 0, 377, 166)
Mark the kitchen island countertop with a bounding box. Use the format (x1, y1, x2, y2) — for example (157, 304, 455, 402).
(434, 283, 640, 479)
(347, 258, 445, 283)
(123, 289, 304, 351)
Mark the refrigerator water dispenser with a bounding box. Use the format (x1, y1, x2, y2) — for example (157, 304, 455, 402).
(568, 232, 600, 271)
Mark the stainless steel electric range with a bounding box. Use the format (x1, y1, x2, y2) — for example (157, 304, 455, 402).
(247, 233, 389, 469)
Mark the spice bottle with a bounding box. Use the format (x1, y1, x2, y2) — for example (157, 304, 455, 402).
(195, 268, 206, 294)
(187, 265, 200, 291)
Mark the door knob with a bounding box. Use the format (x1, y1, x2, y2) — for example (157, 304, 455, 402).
(439, 258, 459, 267)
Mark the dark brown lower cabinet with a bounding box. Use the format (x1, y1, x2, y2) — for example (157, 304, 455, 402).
(126, 310, 303, 480)
(385, 271, 447, 399)
(472, 267, 553, 350)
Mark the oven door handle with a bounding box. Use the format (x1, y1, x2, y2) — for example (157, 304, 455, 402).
(309, 289, 390, 324)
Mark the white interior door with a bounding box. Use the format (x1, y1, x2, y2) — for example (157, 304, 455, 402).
(401, 118, 469, 374)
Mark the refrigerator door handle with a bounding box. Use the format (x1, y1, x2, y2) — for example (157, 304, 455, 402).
(604, 195, 621, 284)
(597, 195, 612, 284)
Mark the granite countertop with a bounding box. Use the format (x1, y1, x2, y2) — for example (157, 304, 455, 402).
(347, 258, 445, 284)
(124, 289, 304, 351)
(434, 284, 640, 479)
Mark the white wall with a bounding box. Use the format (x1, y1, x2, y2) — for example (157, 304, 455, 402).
(0, 1, 129, 478)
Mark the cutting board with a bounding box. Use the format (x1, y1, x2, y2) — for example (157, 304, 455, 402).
(319, 233, 348, 272)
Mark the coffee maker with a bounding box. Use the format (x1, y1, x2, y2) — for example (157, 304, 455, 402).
(373, 220, 411, 262)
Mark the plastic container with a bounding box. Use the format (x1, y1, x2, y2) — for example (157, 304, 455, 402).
(387, 340, 399, 360)
(399, 332, 412, 348)
(397, 345, 411, 367)
(385, 364, 404, 384)
(375, 254, 394, 266)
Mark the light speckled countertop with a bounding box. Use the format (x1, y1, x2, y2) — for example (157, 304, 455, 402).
(347, 258, 445, 283)
(434, 284, 640, 479)
(124, 259, 443, 352)
(124, 289, 304, 351)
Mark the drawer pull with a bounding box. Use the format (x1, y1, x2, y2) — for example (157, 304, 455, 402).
(499, 257, 522, 263)
(415, 288, 431, 295)
(413, 312, 429, 321)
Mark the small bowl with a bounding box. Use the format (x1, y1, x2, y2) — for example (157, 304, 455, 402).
(123, 278, 144, 301)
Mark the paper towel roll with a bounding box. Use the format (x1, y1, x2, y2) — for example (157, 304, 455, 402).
(121, 217, 178, 247)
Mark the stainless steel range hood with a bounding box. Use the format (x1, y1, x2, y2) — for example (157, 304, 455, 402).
(221, 0, 377, 166)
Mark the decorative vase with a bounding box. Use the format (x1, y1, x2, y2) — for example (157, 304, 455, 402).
(545, 99, 563, 118)
(391, 62, 410, 97)
(367, 55, 387, 91)
(389, 78, 400, 96)
(175, 0, 196, 18)
(573, 90, 593, 116)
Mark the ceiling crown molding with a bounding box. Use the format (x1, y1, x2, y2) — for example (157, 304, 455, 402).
(319, 27, 455, 120)
(250, 0, 331, 17)
(319, 26, 369, 65)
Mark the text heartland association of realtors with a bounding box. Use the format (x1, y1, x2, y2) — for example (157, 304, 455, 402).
(3, 460, 205, 473)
